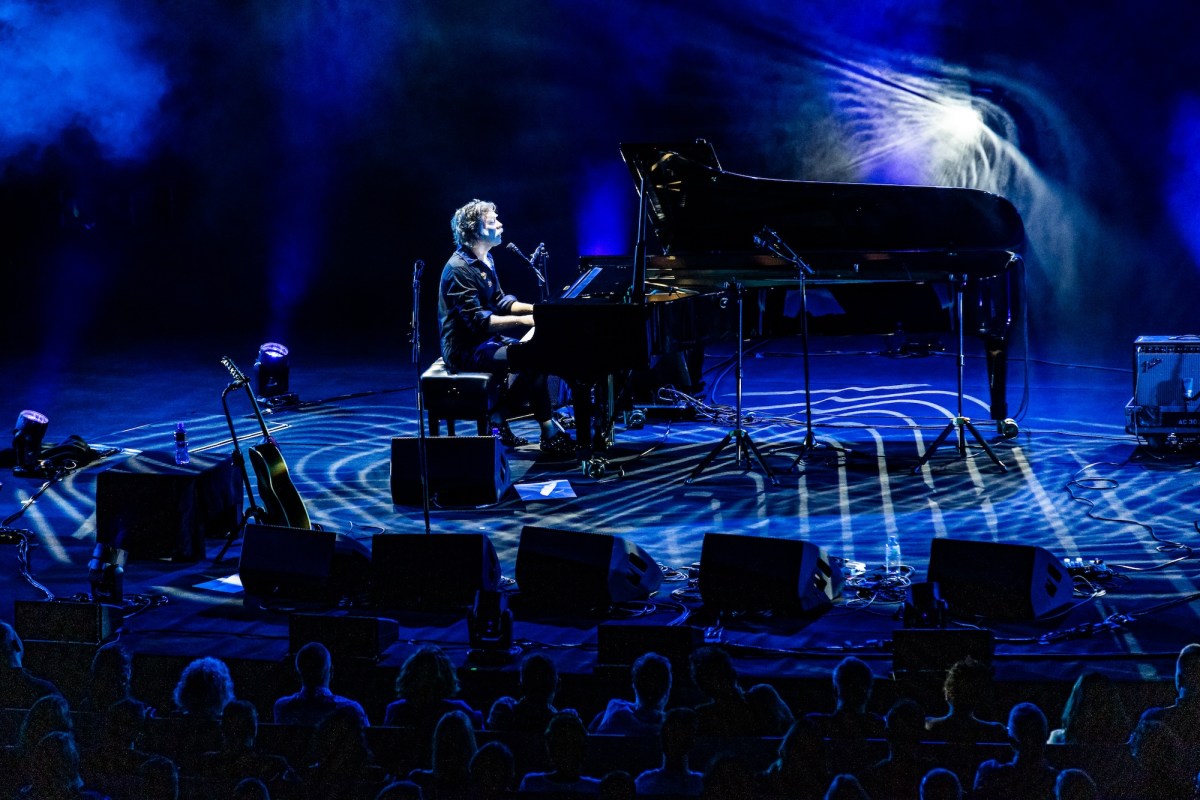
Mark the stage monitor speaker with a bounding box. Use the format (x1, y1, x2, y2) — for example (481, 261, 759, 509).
(926, 537, 1070, 621)
(515, 525, 662, 613)
(239, 524, 370, 603)
(14, 600, 123, 644)
(699, 533, 839, 615)
(368, 533, 501, 611)
(391, 436, 511, 506)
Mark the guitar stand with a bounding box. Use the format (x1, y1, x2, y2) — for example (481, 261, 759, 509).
(913, 278, 1007, 474)
(213, 379, 268, 565)
(686, 281, 779, 485)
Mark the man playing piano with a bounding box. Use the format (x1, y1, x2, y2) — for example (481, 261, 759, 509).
(438, 199, 575, 456)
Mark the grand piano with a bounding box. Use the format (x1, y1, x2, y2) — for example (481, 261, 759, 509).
(510, 141, 1024, 464)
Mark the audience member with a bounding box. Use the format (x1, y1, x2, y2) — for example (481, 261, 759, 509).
(920, 767, 962, 800)
(470, 740, 515, 800)
(1111, 718, 1192, 799)
(301, 706, 384, 800)
(747, 682, 795, 736)
(85, 644, 149, 715)
(80, 698, 154, 797)
(860, 698, 936, 800)
(518, 711, 601, 793)
(598, 770, 636, 800)
(701, 754, 754, 800)
(159, 656, 234, 771)
(233, 777, 272, 800)
(972, 702, 1058, 800)
(172, 656, 235, 719)
(756, 717, 826, 800)
(407, 710, 476, 800)
(19, 694, 73, 760)
(823, 773, 869, 800)
(924, 656, 1008, 743)
(487, 653, 563, 734)
(689, 647, 758, 737)
(24, 730, 109, 800)
(591, 652, 672, 735)
(806, 655, 883, 776)
(806, 657, 886, 740)
(383, 646, 483, 738)
(0, 620, 61, 708)
(200, 700, 298, 798)
(1133, 642, 1200, 744)
(1048, 671, 1130, 745)
(274, 642, 370, 727)
(138, 756, 179, 800)
(635, 708, 704, 796)
(1053, 768, 1097, 800)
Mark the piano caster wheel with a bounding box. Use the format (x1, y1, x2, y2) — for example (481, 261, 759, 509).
(582, 457, 609, 478)
(997, 418, 1019, 439)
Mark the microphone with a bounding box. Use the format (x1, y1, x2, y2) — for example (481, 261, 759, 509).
(506, 242, 535, 265)
(412, 259, 424, 289)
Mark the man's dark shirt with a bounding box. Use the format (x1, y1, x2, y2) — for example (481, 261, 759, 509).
(439, 247, 518, 371)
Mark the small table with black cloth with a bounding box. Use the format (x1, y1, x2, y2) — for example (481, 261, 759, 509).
(95, 451, 241, 561)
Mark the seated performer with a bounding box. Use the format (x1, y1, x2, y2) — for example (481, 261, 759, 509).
(438, 198, 574, 456)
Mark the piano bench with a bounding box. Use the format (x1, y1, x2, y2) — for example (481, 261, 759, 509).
(420, 358, 500, 436)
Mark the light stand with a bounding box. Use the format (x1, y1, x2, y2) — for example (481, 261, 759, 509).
(912, 276, 1007, 474)
(412, 260, 432, 535)
(685, 280, 779, 485)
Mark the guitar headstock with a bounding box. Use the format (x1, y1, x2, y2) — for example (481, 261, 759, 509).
(220, 356, 249, 386)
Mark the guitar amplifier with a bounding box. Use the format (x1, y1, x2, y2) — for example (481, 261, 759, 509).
(1127, 335, 1200, 439)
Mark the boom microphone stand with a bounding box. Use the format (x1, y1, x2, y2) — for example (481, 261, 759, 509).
(412, 260, 432, 534)
(912, 275, 1007, 474)
(754, 227, 818, 466)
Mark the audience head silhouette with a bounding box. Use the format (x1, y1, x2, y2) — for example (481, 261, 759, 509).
(833, 656, 874, 712)
(690, 646, 741, 700)
(20, 693, 72, 757)
(173, 656, 235, 718)
(296, 641, 333, 689)
(633, 652, 672, 710)
(89, 642, 133, 710)
(943, 656, 993, 712)
(0, 621, 23, 668)
(396, 645, 459, 702)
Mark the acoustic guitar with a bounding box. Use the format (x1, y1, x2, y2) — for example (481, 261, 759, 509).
(220, 356, 312, 530)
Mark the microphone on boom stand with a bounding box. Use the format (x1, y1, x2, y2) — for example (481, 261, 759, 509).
(506, 242, 547, 286)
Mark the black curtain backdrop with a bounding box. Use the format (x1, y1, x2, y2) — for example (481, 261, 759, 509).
(2, 0, 1198, 369)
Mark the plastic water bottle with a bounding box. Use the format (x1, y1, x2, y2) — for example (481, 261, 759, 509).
(174, 422, 190, 465)
(885, 533, 902, 574)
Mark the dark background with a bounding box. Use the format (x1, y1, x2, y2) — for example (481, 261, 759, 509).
(3, 0, 1198, 375)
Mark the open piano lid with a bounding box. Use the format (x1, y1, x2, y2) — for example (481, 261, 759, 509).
(618, 141, 1024, 280)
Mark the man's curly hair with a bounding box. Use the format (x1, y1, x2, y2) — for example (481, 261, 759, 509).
(451, 199, 496, 247)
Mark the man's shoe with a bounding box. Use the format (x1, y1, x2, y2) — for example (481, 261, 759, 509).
(539, 432, 576, 458)
(494, 420, 528, 447)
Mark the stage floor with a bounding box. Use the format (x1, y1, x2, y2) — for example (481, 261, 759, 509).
(2, 332, 1195, 719)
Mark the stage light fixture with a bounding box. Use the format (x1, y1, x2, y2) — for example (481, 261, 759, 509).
(467, 589, 518, 665)
(253, 342, 298, 407)
(12, 410, 50, 477)
(88, 543, 127, 604)
(903, 581, 948, 629)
